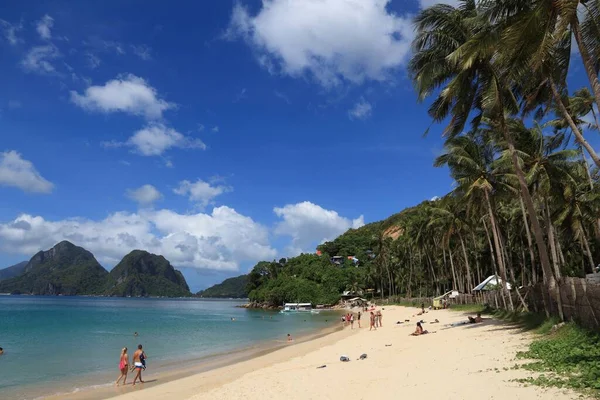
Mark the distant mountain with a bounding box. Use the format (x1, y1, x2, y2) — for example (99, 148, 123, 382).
(0, 261, 28, 282)
(106, 250, 191, 297)
(196, 275, 248, 298)
(0, 241, 109, 295)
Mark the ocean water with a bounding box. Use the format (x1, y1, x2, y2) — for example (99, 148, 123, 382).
(0, 296, 336, 399)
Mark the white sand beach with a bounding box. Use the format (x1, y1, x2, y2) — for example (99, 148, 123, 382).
(98, 306, 586, 400)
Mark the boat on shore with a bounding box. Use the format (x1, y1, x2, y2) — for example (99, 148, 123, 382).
(281, 302, 320, 314)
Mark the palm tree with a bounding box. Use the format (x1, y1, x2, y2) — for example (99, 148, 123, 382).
(410, 0, 559, 314)
(480, 0, 600, 168)
(434, 131, 513, 307)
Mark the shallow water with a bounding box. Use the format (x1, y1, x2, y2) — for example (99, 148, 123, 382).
(0, 296, 336, 399)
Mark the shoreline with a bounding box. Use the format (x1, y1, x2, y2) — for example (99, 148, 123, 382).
(34, 315, 345, 400)
(107, 306, 586, 400)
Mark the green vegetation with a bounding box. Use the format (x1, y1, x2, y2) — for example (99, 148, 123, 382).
(0, 241, 109, 295)
(449, 307, 600, 395)
(0, 261, 27, 282)
(196, 275, 248, 298)
(247, 255, 365, 306)
(246, 0, 600, 312)
(516, 324, 600, 394)
(107, 250, 191, 297)
(0, 242, 191, 297)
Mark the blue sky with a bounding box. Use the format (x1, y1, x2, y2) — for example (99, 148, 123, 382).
(0, 0, 597, 291)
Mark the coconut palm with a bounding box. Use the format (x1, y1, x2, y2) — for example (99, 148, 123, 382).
(410, 0, 559, 314)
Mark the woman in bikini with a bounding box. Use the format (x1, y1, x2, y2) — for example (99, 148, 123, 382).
(116, 347, 129, 386)
(410, 322, 429, 336)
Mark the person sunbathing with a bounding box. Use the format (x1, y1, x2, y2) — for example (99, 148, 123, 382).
(410, 322, 429, 336)
(468, 312, 483, 324)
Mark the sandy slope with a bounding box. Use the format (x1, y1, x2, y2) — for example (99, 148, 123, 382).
(108, 306, 585, 400)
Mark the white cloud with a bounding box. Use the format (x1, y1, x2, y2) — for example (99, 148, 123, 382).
(70, 74, 175, 120)
(131, 44, 152, 60)
(21, 45, 60, 74)
(36, 14, 54, 40)
(274, 201, 364, 255)
(419, 0, 460, 7)
(127, 123, 206, 156)
(226, 0, 414, 86)
(0, 208, 276, 271)
(0, 19, 23, 45)
(126, 184, 163, 206)
(211, 126, 219, 133)
(174, 179, 232, 208)
(0, 151, 54, 194)
(348, 98, 373, 120)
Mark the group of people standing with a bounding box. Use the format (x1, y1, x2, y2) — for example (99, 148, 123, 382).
(341, 310, 383, 331)
(342, 312, 357, 328)
(369, 310, 382, 330)
(116, 344, 148, 386)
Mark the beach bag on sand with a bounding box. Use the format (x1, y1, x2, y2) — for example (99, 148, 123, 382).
(358, 354, 367, 360)
(340, 356, 350, 362)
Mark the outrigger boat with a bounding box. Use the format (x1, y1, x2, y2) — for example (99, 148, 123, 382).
(280, 303, 320, 314)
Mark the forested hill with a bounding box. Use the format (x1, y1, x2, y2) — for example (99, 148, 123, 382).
(245, 202, 436, 307)
(196, 274, 248, 298)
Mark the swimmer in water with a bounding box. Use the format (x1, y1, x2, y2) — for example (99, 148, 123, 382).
(287, 334, 293, 342)
(134, 332, 138, 337)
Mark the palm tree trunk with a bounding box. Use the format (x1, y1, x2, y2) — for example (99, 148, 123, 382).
(493, 210, 515, 311)
(550, 78, 600, 168)
(580, 226, 595, 274)
(458, 232, 473, 292)
(484, 190, 511, 300)
(519, 195, 537, 284)
(499, 118, 562, 319)
(448, 248, 458, 291)
(572, 18, 600, 116)
(545, 199, 562, 280)
(482, 218, 498, 282)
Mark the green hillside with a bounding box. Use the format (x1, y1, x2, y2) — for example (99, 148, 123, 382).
(196, 274, 248, 298)
(0, 241, 110, 295)
(106, 250, 191, 297)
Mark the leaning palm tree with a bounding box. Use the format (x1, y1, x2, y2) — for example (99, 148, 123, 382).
(480, 0, 600, 168)
(410, 0, 559, 315)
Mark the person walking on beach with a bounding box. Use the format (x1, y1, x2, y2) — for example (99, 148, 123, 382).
(132, 344, 146, 385)
(115, 347, 129, 386)
(369, 312, 376, 331)
(357, 311, 362, 328)
(350, 313, 355, 329)
(377, 310, 383, 327)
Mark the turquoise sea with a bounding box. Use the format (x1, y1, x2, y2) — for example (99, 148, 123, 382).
(0, 296, 336, 400)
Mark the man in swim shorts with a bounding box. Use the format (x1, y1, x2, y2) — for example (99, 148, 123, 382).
(132, 344, 146, 385)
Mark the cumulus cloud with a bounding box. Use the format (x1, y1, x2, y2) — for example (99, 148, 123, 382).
(226, 0, 414, 86)
(0, 151, 54, 194)
(0, 19, 23, 45)
(21, 45, 60, 74)
(126, 184, 163, 206)
(70, 74, 175, 120)
(348, 98, 373, 120)
(36, 14, 54, 40)
(419, 0, 460, 7)
(0, 208, 276, 271)
(127, 123, 206, 156)
(174, 179, 232, 208)
(274, 201, 364, 255)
